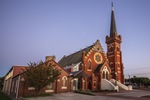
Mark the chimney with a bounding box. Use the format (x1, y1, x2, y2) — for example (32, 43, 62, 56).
(45, 56, 56, 62)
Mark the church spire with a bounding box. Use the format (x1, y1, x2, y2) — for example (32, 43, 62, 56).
(110, 2, 117, 37)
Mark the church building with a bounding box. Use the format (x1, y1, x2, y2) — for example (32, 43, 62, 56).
(58, 3, 125, 91)
(58, 40, 111, 91)
(3, 4, 130, 99)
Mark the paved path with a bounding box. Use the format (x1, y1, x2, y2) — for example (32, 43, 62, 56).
(24, 89, 150, 100)
(106, 89, 150, 97)
(25, 92, 133, 100)
(94, 89, 150, 100)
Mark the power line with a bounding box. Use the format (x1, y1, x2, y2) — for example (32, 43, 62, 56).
(125, 72, 150, 78)
(125, 72, 150, 76)
(125, 67, 150, 71)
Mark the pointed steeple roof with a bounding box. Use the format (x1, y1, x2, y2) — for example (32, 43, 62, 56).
(110, 2, 117, 37)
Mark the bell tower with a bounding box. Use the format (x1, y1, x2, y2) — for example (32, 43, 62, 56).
(106, 3, 124, 83)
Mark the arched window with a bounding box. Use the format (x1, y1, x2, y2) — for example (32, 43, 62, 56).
(47, 83, 53, 90)
(88, 60, 91, 69)
(102, 66, 110, 80)
(62, 76, 67, 87)
(94, 80, 96, 87)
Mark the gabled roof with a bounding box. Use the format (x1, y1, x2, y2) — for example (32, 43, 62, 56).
(58, 40, 107, 68)
(13, 59, 69, 78)
(69, 70, 88, 78)
(58, 45, 93, 67)
(13, 66, 28, 77)
(45, 59, 69, 74)
(5, 65, 28, 78)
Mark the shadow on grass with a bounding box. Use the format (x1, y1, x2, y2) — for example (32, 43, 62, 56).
(20, 93, 53, 99)
(73, 90, 94, 96)
(141, 95, 150, 98)
(0, 91, 12, 100)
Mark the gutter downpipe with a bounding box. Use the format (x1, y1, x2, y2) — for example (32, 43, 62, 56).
(16, 75, 21, 99)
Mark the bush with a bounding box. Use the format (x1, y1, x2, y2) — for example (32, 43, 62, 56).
(0, 91, 11, 100)
(74, 90, 94, 96)
(22, 93, 53, 98)
(92, 89, 117, 92)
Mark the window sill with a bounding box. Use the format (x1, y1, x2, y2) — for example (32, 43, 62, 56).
(61, 87, 67, 89)
(45, 90, 54, 92)
(87, 69, 92, 71)
(28, 87, 35, 90)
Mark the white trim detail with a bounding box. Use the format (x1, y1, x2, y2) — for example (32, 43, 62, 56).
(20, 77, 25, 81)
(61, 87, 67, 89)
(62, 76, 68, 80)
(102, 66, 109, 73)
(45, 90, 54, 92)
(28, 87, 35, 90)
(62, 76, 67, 89)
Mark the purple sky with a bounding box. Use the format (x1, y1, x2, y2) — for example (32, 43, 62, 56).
(1, 0, 150, 78)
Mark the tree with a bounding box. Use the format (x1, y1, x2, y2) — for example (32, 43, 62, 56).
(130, 76, 150, 88)
(0, 76, 4, 90)
(141, 77, 150, 87)
(24, 61, 61, 95)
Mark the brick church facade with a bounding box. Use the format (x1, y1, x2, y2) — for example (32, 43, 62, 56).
(3, 4, 126, 99)
(106, 5, 124, 83)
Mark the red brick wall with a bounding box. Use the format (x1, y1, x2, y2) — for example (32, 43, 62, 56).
(12, 60, 70, 98)
(106, 35, 124, 83)
(82, 48, 111, 90)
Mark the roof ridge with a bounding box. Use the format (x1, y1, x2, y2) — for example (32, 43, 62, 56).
(74, 70, 83, 76)
(58, 40, 106, 67)
(59, 44, 94, 62)
(58, 44, 94, 67)
(64, 44, 93, 58)
(13, 65, 28, 67)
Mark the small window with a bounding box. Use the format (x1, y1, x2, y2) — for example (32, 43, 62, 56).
(88, 60, 91, 69)
(47, 83, 53, 90)
(62, 76, 67, 87)
(73, 66, 78, 72)
(94, 81, 96, 87)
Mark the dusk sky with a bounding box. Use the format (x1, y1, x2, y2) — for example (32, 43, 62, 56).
(1, 0, 150, 78)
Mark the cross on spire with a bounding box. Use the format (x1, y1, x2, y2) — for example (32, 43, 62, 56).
(112, 2, 114, 11)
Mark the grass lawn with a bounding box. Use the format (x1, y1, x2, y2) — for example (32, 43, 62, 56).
(0, 91, 12, 100)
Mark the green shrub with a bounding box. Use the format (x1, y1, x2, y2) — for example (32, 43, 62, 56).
(0, 91, 11, 100)
(92, 89, 117, 92)
(74, 90, 94, 96)
(22, 93, 52, 98)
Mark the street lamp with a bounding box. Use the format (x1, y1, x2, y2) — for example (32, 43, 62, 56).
(128, 75, 130, 85)
(115, 72, 117, 86)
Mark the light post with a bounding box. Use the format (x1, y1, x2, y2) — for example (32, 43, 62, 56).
(128, 75, 130, 85)
(115, 72, 117, 86)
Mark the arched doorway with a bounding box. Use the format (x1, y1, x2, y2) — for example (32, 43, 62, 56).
(78, 77, 82, 90)
(102, 66, 110, 80)
(88, 81, 92, 90)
